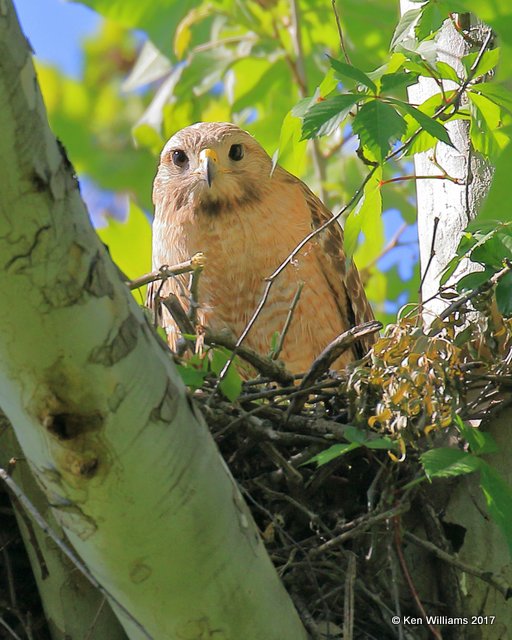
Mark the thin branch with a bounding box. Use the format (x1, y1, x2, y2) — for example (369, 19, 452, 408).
(128, 253, 205, 290)
(404, 532, 512, 600)
(287, 320, 381, 415)
(0, 469, 153, 640)
(331, 0, 351, 64)
(310, 502, 410, 557)
(188, 260, 204, 326)
(393, 517, 442, 640)
(206, 329, 295, 385)
(437, 259, 512, 323)
(380, 173, 464, 186)
(272, 281, 304, 361)
(419, 216, 440, 304)
(343, 552, 356, 640)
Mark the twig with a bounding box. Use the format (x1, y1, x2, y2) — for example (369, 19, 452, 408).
(331, 0, 351, 64)
(0, 617, 23, 640)
(343, 552, 356, 640)
(404, 531, 512, 600)
(206, 329, 294, 385)
(128, 253, 205, 290)
(272, 281, 304, 361)
(393, 516, 442, 640)
(419, 216, 440, 306)
(0, 469, 153, 640)
(310, 502, 410, 557)
(188, 260, 204, 326)
(362, 223, 407, 273)
(437, 259, 512, 323)
(288, 320, 382, 415)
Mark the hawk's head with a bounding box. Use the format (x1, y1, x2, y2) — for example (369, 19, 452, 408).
(154, 122, 273, 216)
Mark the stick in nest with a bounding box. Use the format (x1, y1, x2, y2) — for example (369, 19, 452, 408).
(287, 320, 382, 415)
(160, 294, 295, 385)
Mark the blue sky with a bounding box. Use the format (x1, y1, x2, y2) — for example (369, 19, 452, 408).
(14, 0, 99, 77)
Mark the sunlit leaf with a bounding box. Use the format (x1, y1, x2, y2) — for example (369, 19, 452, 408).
(479, 461, 512, 556)
(97, 201, 152, 294)
(352, 100, 406, 162)
(329, 56, 377, 93)
(72, 0, 195, 54)
(390, 8, 422, 50)
(344, 167, 383, 259)
(462, 48, 500, 79)
(389, 97, 453, 147)
(421, 448, 481, 479)
(301, 94, 360, 139)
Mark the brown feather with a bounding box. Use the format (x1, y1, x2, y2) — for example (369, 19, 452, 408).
(148, 122, 375, 373)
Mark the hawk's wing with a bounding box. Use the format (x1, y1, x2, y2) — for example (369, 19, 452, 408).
(300, 182, 377, 357)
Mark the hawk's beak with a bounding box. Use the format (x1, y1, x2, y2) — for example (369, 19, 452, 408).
(199, 148, 218, 188)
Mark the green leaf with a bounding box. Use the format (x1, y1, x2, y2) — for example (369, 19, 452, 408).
(496, 270, 512, 315)
(352, 100, 407, 162)
(304, 442, 361, 467)
(380, 71, 419, 94)
(468, 92, 509, 158)
(417, 1, 447, 41)
(463, 48, 501, 78)
(454, 415, 499, 455)
(421, 448, 481, 479)
(469, 83, 512, 116)
(390, 98, 453, 147)
(344, 167, 383, 259)
(210, 348, 242, 402)
(456, 267, 496, 292)
(435, 61, 461, 84)
(97, 201, 151, 295)
(479, 461, 512, 557)
(329, 57, 377, 93)
(176, 364, 208, 390)
(390, 8, 422, 50)
(274, 111, 307, 175)
(301, 94, 359, 139)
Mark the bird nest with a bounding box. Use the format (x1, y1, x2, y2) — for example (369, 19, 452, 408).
(1, 285, 512, 640)
(190, 295, 512, 639)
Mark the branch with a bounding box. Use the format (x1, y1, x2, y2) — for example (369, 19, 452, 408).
(436, 259, 512, 324)
(288, 320, 382, 414)
(404, 532, 512, 600)
(271, 281, 304, 361)
(128, 253, 205, 290)
(331, 0, 351, 64)
(0, 469, 152, 639)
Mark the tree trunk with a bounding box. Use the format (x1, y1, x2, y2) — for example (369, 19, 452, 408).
(0, 3, 308, 639)
(1, 414, 128, 640)
(400, 2, 493, 318)
(399, 4, 512, 637)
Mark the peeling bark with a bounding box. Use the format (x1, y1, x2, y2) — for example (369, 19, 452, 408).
(0, 3, 308, 639)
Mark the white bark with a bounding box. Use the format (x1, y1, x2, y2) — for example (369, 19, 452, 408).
(400, 2, 493, 318)
(0, 3, 308, 639)
(1, 420, 128, 640)
(399, 4, 512, 632)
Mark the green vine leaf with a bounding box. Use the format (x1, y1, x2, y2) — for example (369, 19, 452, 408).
(352, 100, 406, 162)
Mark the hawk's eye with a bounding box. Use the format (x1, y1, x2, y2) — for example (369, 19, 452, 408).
(228, 144, 244, 161)
(172, 149, 188, 167)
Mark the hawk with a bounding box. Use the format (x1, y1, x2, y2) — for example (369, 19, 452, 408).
(149, 122, 374, 373)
